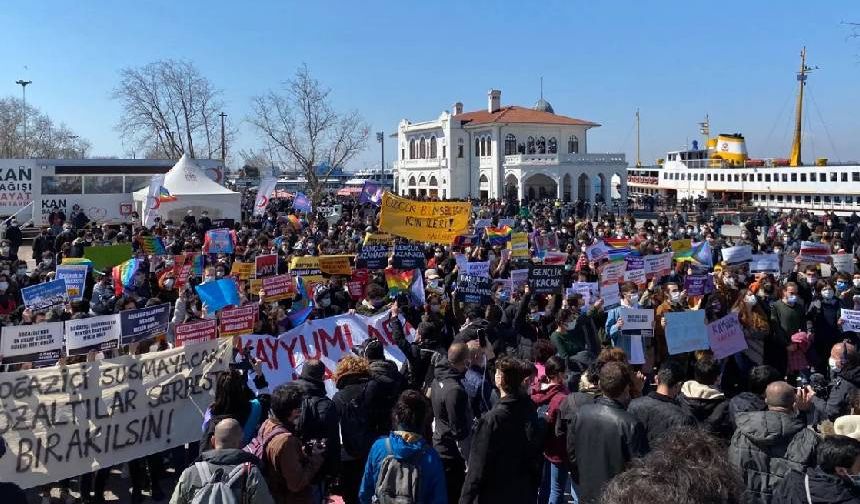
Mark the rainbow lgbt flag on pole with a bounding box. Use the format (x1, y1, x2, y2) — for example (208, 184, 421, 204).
(112, 258, 141, 295)
(138, 235, 166, 255)
(485, 225, 512, 246)
(385, 269, 414, 295)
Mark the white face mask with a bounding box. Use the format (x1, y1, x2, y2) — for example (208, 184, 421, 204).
(670, 291, 681, 302)
(628, 293, 639, 305)
(745, 294, 757, 306)
(853, 279, 860, 288)
(566, 321, 577, 330)
(822, 289, 834, 300)
(830, 357, 841, 373)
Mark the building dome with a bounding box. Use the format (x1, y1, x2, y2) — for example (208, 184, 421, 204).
(533, 98, 554, 114)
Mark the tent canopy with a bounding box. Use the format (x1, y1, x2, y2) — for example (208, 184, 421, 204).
(133, 154, 241, 222)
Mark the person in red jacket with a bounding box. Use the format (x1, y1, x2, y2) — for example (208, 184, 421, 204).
(531, 356, 571, 504)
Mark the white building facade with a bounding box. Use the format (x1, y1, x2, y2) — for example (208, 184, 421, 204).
(394, 90, 627, 202)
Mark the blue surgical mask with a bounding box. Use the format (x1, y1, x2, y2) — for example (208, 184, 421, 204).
(838, 281, 848, 291)
(787, 294, 798, 305)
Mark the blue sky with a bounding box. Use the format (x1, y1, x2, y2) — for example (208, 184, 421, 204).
(3, 1, 860, 169)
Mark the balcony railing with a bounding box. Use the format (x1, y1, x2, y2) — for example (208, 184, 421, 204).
(503, 153, 626, 166)
(397, 158, 447, 169)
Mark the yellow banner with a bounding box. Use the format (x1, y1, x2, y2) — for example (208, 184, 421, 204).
(378, 192, 471, 245)
(670, 239, 692, 253)
(318, 255, 354, 275)
(230, 261, 254, 280)
(363, 232, 393, 245)
(509, 232, 529, 258)
(289, 256, 321, 274)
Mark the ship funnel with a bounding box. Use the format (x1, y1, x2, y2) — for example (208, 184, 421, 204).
(712, 134, 748, 166)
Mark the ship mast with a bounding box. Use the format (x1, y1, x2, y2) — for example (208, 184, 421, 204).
(635, 108, 641, 167)
(790, 47, 814, 167)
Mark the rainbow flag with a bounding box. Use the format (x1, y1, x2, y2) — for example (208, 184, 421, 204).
(287, 276, 313, 327)
(605, 237, 631, 250)
(112, 258, 141, 295)
(157, 186, 176, 203)
(287, 214, 302, 231)
(485, 225, 512, 246)
(385, 269, 414, 295)
(138, 235, 166, 255)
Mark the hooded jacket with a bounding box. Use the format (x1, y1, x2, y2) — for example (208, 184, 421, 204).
(430, 357, 473, 461)
(368, 359, 405, 437)
(258, 418, 324, 504)
(678, 380, 733, 439)
(358, 432, 446, 504)
(292, 377, 340, 478)
(460, 394, 545, 504)
(169, 448, 274, 504)
(827, 365, 860, 421)
(773, 467, 860, 504)
(530, 382, 569, 464)
(730, 391, 768, 428)
(628, 391, 696, 446)
(729, 411, 819, 504)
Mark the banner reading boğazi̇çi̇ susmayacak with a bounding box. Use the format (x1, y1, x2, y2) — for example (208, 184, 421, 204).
(0, 338, 230, 489)
(240, 309, 415, 396)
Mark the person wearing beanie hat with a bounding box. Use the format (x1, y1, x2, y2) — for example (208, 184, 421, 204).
(291, 359, 341, 492)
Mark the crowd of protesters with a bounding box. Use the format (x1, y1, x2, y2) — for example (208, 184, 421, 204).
(4, 189, 860, 504)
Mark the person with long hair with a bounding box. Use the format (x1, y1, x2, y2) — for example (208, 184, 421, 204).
(730, 288, 771, 385)
(204, 368, 267, 448)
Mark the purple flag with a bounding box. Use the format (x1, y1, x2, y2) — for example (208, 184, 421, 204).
(359, 180, 383, 205)
(293, 192, 312, 213)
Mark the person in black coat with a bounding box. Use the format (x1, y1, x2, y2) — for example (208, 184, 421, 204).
(569, 361, 648, 504)
(827, 343, 860, 420)
(292, 360, 341, 491)
(460, 356, 544, 504)
(773, 435, 860, 504)
(32, 227, 54, 261)
(729, 364, 781, 429)
(431, 343, 473, 504)
(4, 219, 22, 257)
(678, 356, 733, 439)
(627, 361, 695, 447)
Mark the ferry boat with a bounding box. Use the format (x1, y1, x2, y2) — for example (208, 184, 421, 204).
(627, 48, 860, 215)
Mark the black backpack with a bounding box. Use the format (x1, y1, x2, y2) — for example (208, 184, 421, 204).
(294, 395, 326, 442)
(337, 383, 377, 458)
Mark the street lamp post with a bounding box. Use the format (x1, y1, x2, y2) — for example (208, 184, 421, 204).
(15, 80, 32, 158)
(376, 132, 385, 188)
(219, 112, 227, 162)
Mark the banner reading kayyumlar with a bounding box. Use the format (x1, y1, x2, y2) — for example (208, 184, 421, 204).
(378, 192, 471, 244)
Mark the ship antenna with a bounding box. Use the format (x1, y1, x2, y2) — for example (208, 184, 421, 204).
(790, 47, 817, 167)
(635, 108, 641, 167)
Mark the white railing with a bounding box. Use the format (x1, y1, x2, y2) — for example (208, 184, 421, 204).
(479, 157, 496, 169)
(397, 158, 447, 169)
(504, 153, 627, 166)
(504, 153, 559, 165)
(564, 153, 626, 164)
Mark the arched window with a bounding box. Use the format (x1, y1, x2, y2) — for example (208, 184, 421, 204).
(408, 176, 416, 187)
(475, 138, 480, 157)
(458, 138, 464, 158)
(548, 137, 557, 154)
(484, 136, 491, 156)
(418, 175, 427, 185)
(504, 134, 517, 155)
(568, 135, 579, 154)
(480, 138, 486, 157)
(536, 136, 546, 154)
(517, 142, 525, 154)
(419, 137, 426, 159)
(409, 139, 415, 159)
(429, 176, 438, 186)
(527, 136, 535, 154)
(430, 136, 437, 158)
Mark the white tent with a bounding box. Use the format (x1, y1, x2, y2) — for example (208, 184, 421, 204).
(132, 154, 241, 222)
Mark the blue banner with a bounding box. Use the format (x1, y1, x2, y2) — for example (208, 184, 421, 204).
(119, 303, 171, 344)
(205, 229, 234, 254)
(21, 279, 69, 311)
(56, 265, 88, 302)
(293, 192, 312, 213)
(195, 278, 241, 313)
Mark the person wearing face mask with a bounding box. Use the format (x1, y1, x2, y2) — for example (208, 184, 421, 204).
(549, 308, 588, 366)
(606, 282, 640, 346)
(0, 275, 16, 316)
(768, 282, 807, 376)
(730, 289, 771, 375)
(826, 343, 860, 421)
(355, 283, 390, 316)
(773, 435, 860, 504)
(0, 240, 14, 262)
(655, 282, 687, 364)
(91, 271, 116, 315)
(808, 280, 843, 371)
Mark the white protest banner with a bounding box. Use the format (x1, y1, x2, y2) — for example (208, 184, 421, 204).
(600, 282, 620, 308)
(454, 253, 468, 272)
(254, 177, 278, 216)
(750, 254, 780, 274)
(543, 251, 568, 265)
(65, 314, 122, 356)
(721, 245, 753, 266)
(643, 252, 673, 276)
(317, 204, 343, 225)
(600, 261, 627, 286)
(463, 261, 490, 278)
(586, 241, 609, 262)
(241, 309, 415, 396)
(665, 310, 709, 354)
(571, 282, 599, 306)
(510, 269, 529, 293)
(841, 309, 860, 333)
(0, 339, 231, 488)
(620, 308, 654, 332)
(0, 322, 64, 364)
(781, 253, 797, 275)
(624, 268, 646, 286)
(707, 312, 748, 359)
(833, 254, 856, 274)
(799, 241, 831, 263)
(821, 263, 833, 278)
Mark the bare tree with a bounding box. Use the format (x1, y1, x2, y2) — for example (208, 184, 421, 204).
(0, 97, 91, 158)
(112, 60, 231, 159)
(249, 64, 369, 204)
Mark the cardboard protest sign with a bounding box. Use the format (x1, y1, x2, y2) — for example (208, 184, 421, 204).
(509, 232, 529, 258)
(357, 244, 390, 270)
(684, 274, 712, 296)
(620, 308, 654, 335)
(255, 254, 278, 278)
(625, 255, 644, 271)
(65, 314, 122, 355)
(0, 322, 64, 364)
(56, 264, 88, 301)
(528, 264, 565, 294)
(319, 255, 353, 275)
(474, 218, 492, 230)
(533, 233, 559, 257)
(721, 245, 753, 266)
(363, 232, 393, 245)
(195, 278, 241, 313)
(665, 310, 709, 354)
(205, 228, 234, 254)
(119, 303, 171, 344)
(643, 252, 673, 276)
(571, 282, 600, 306)
(21, 279, 69, 311)
(347, 269, 369, 301)
(586, 241, 610, 262)
(841, 309, 860, 333)
(317, 204, 343, 225)
(624, 268, 646, 286)
(261, 274, 294, 302)
(543, 251, 568, 265)
(750, 254, 780, 274)
(799, 241, 830, 263)
(510, 269, 529, 293)
(378, 192, 471, 244)
(175, 319, 218, 347)
(456, 274, 493, 304)
(392, 244, 426, 270)
(600, 283, 620, 308)
(833, 254, 856, 274)
(453, 234, 479, 247)
(463, 261, 490, 278)
(289, 256, 321, 277)
(83, 243, 133, 272)
(219, 305, 258, 337)
(0, 339, 230, 488)
(241, 310, 415, 396)
(230, 262, 254, 280)
(600, 261, 627, 286)
(707, 312, 748, 359)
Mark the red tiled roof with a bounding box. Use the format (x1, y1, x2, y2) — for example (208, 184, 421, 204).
(455, 106, 599, 127)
